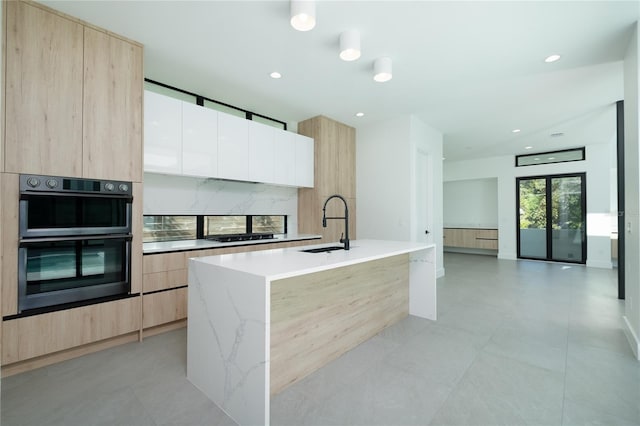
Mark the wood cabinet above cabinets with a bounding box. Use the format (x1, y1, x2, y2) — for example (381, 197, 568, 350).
(143, 90, 314, 188)
(5, 1, 84, 177)
(3, 1, 143, 182)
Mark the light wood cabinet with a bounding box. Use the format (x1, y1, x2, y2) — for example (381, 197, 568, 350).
(1, 173, 19, 317)
(2, 296, 141, 365)
(4, 1, 143, 182)
(297, 116, 356, 242)
(143, 288, 187, 329)
(443, 228, 498, 250)
(4, 1, 84, 176)
(83, 27, 143, 182)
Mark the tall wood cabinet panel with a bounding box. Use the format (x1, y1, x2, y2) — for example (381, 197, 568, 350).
(297, 116, 356, 242)
(4, 1, 83, 176)
(1, 173, 19, 317)
(83, 27, 143, 182)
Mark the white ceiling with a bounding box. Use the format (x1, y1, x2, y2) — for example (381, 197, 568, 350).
(41, 0, 639, 161)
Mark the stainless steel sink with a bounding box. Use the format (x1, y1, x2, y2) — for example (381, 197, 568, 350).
(300, 246, 345, 253)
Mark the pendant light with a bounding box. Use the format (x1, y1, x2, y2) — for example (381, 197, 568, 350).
(290, 0, 316, 32)
(339, 30, 361, 61)
(373, 57, 392, 82)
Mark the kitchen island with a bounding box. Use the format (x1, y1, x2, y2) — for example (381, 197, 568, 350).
(187, 239, 436, 426)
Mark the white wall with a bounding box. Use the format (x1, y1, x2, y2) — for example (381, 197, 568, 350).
(444, 178, 498, 228)
(143, 173, 299, 232)
(444, 142, 615, 269)
(623, 22, 640, 360)
(356, 114, 444, 276)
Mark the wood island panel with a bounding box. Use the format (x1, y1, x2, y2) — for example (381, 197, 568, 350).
(270, 254, 409, 395)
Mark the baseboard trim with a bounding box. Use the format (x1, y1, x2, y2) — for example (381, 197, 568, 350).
(622, 315, 640, 361)
(498, 252, 517, 260)
(586, 259, 613, 269)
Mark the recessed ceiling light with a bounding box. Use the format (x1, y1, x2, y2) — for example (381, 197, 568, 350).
(548, 157, 556, 160)
(512, 129, 521, 133)
(545, 54, 561, 63)
(270, 71, 282, 79)
(550, 132, 564, 137)
(534, 157, 540, 161)
(355, 112, 364, 117)
(525, 146, 533, 150)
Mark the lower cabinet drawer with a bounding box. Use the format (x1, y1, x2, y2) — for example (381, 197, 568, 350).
(142, 288, 187, 329)
(2, 297, 141, 365)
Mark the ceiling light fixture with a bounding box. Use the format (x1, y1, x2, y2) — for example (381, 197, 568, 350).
(544, 54, 561, 63)
(340, 30, 361, 61)
(525, 146, 533, 150)
(373, 57, 392, 82)
(270, 71, 282, 79)
(512, 129, 521, 133)
(290, 0, 316, 32)
(355, 112, 364, 117)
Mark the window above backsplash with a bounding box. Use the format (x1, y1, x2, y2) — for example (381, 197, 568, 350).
(143, 214, 287, 243)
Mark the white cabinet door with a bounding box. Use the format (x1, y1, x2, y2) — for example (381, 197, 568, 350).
(294, 134, 314, 187)
(218, 112, 249, 181)
(182, 102, 218, 178)
(248, 121, 275, 183)
(144, 90, 182, 174)
(273, 129, 295, 185)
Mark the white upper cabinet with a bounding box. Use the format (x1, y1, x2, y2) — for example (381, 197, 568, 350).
(273, 129, 296, 185)
(144, 90, 182, 174)
(182, 101, 218, 178)
(144, 91, 314, 187)
(217, 112, 249, 181)
(294, 134, 314, 188)
(248, 120, 275, 183)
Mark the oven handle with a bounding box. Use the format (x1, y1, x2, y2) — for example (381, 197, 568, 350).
(19, 234, 133, 245)
(20, 192, 133, 201)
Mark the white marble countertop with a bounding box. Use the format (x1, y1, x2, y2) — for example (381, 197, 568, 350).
(143, 233, 321, 254)
(191, 239, 435, 281)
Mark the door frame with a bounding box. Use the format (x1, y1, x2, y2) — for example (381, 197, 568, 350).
(516, 172, 587, 264)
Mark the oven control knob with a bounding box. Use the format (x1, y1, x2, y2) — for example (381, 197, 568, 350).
(104, 183, 115, 192)
(46, 179, 58, 189)
(118, 183, 129, 192)
(27, 177, 40, 188)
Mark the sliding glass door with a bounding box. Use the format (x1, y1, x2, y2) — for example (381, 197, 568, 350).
(517, 173, 586, 263)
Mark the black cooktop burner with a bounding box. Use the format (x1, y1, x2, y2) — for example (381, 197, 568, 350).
(206, 233, 275, 243)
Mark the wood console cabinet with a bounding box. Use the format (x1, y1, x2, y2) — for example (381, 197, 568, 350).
(443, 228, 498, 250)
(298, 116, 356, 242)
(4, 0, 143, 182)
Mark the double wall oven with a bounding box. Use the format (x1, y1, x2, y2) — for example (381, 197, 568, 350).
(18, 174, 133, 313)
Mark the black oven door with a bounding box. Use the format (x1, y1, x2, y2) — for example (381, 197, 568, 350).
(19, 192, 132, 238)
(18, 235, 131, 312)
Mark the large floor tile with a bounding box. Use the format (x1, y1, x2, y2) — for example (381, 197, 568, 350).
(429, 351, 565, 426)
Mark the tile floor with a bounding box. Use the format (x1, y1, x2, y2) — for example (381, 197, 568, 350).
(2, 253, 639, 426)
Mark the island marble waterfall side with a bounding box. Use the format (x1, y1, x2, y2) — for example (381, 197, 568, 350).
(187, 240, 436, 426)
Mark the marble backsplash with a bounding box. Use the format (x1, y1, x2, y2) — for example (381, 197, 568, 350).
(143, 173, 298, 232)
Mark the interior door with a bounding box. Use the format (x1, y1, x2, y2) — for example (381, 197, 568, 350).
(517, 173, 586, 263)
(416, 149, 432, 244)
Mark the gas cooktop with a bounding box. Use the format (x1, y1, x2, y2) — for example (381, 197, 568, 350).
(205, 233, 275, 243)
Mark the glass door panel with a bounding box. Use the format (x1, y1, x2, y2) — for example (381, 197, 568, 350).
(517, 173, 586, 263)
(518, 178, 547, 259)
(551, 176, 585, 262)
